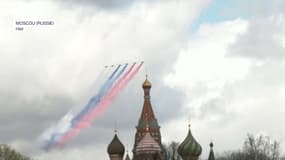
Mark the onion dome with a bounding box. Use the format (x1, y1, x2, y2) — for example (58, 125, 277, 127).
(208, 142, 215, 160)
(135, 128, 161, 154)
(107, 132, 125, 156)
(142, 76, 152, 89)
(178, 125, 202, 159)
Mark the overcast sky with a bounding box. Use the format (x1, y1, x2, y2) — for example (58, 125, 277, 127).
(0, 0, 285, 159)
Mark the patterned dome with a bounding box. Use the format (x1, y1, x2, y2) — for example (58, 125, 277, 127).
(178, 126, 202, 158)
(135, 132, 161, 154)
(107, 133, 125, 155)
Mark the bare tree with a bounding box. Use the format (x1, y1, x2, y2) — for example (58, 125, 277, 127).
(243, 134, 280, 160)
(163, 141, 181, 160)
(216, 134, 281, 160)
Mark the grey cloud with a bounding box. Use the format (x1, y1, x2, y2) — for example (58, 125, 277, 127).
(0, 15, 186, 151)
(238, 0, 285, 17)
(245, 62, 285, 87)
(189, 62, 285, 135)
(198, 98, 227, 119)
(221, 1, 285, 133)
(0, 91, 73, 142)
(228, 17, 285, 60)
(190, 89, 237, 126)
(55, 0, 165, 10)
(189, 63, 285, 127)
(56, 0, 135, 10)
(228, 0, 285, 61)
(0, 0, 208, 158)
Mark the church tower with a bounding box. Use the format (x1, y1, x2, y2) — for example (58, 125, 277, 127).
(133, 77, 162, 157)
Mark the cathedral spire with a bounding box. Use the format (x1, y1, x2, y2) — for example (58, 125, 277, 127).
(133, 77, 162, 156)
(140, 76, 155, 121)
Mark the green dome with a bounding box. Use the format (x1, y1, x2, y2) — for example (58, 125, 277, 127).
(178, 127, 202, 157)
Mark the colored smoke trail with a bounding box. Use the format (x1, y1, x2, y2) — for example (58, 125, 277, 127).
(54, 65, 125, 146)
(56, 63, 135, 145)
(71, 64, 124, 125)
(57, 62, 143, 146)
(67, 64, 127, 132)
(77, 62, 136, 127)
(40, 65, 113, 150)
(58, 62, 143, 145)
(55, 64, 129, 146)
(72, 64, 128, 124)
(40, 112, 74, 150)
(86, 62, 144, 122)
(39, 62, 143, 150)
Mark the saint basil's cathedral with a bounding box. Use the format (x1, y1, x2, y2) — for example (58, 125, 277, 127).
(107, 78, 215, 160)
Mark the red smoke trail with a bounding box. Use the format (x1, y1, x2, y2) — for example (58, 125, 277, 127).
(57, 62, 141, 146)
(56, 127, 80, 147)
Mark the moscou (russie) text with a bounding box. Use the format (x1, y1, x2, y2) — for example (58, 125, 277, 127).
(15, 21, 54, 25)
(15, 20, 55, 31)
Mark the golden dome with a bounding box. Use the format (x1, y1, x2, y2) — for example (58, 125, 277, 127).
(142, 77, 152, 88)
